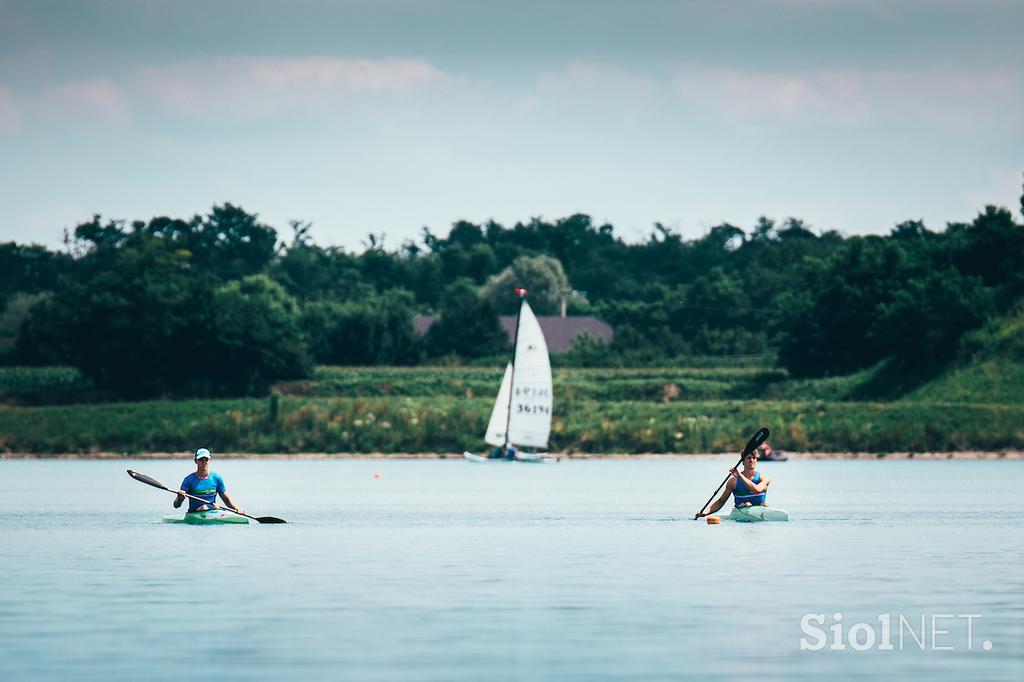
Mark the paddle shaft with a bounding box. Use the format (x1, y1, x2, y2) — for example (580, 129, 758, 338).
(694, 427, 769, 520)
(694, 457, 744, 520)
(127, 469, 285, 524)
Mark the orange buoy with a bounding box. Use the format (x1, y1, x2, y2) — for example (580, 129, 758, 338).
(373, 472, 381, 479)
(706, 515, 721, 524)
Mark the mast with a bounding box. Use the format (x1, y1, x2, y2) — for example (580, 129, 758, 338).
(502, 288, 528, 451)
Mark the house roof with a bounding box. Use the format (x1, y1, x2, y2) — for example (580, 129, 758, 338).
(412, 314, 613, 353)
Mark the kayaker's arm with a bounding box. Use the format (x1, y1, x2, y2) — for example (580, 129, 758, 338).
(735, 471, 769, 494)
(219, 491, 245, 515)
(173, 490, 186, 508)
(700, 477, 736, 516)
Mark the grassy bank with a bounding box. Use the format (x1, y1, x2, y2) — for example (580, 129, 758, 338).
(2, 394, 1021, 454)
(283, 366, 790, 402)
(3, 325, 1023, 457)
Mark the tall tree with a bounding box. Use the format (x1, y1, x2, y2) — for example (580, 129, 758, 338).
(206, 275, 311, 393)
(15, 237, 215, 395)
(303, 291, 420, 365)
(196, 203, 279, 279)
(423, 279, 508, 359)
(480, 255, 571, 315)
(871, 268, 993, 369)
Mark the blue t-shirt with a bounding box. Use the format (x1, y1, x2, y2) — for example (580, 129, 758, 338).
(180, 472, 226, 512)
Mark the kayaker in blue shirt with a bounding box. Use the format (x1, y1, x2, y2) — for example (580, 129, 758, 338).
(698, 449, 772, 516)
(173, 448, 244, 514)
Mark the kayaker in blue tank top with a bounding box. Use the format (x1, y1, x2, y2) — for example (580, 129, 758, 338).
(173, 448, 245, 514)
(697, 449, 772, 517)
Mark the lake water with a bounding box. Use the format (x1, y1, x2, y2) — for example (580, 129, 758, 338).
(1, 458, 1021, 681)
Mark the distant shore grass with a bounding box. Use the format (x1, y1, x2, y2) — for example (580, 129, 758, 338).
(280, 366, 789, 403)
(1, 395, 1021, 455)
(6, 360, 1023, 406)
(2, 360, 1022, 454)
(0, 366, 93, 402)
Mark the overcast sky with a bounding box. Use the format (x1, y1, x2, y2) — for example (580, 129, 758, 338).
(1, 0, 1021, 251)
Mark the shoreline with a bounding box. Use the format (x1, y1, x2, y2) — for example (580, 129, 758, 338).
(3, 450, 1023, 460)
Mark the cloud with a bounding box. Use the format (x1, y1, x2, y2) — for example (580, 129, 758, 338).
(0, 78, 130, 130)
(0, 55, 465, 129)
(40, 78, 131, 121)
(521, 60, 1023, 134)
(669, 63, 1023, 128)
(133, 56, 464, 117)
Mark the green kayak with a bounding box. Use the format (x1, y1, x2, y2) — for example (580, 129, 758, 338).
(162, 510, 249, 525)
(727, 506, 789, 522)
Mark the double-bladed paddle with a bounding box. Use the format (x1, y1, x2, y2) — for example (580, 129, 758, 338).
(693, 427, 769, 520)
(127, 469, 287, 524)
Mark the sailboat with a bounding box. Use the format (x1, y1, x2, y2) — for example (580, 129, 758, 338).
(463, 289, 559, 463)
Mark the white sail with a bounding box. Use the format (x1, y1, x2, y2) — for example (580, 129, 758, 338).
(484, 363, 513, 447)
(508, 301, 552, 448)
(481, 300, 552, 450)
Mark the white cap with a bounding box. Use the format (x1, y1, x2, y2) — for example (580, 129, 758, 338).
(194, 448, 211, 460)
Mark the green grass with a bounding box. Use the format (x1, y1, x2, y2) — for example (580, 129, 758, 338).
(2, 307, 1023, 454)
(903, 307, 1024, 405)
(1, 394, 1021, 454)
(0, 366, 93, 402)
(280, 365, 789, 402)
(904, 360, 1024, 405)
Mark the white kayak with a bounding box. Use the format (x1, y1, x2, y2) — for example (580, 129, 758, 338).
(463, 451, 560, 464)
(727, 506, 789, 522)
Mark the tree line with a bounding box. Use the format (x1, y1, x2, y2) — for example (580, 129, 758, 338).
(2, 193, 1022, 396)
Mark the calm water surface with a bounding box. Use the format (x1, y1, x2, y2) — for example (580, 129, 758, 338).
(1, 458, 1021, 681)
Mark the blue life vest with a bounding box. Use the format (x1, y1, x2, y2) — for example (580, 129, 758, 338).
(733, 471, 766, 507)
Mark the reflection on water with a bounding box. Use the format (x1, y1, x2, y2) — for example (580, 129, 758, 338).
(1, 459, 1021, 681)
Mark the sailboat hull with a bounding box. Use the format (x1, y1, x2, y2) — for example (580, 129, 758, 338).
(463, 451, 560, 464)
(513, 451, 560, 463)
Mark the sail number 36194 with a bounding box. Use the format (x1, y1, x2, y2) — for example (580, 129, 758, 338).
(515, 403, 551, 414)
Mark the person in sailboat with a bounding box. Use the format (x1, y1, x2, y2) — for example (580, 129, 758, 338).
(489, 443, 518, 460)
(696, 449, 772, 516)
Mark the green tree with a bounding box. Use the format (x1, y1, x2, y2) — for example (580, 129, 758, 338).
(423, 279, 508, 359)
(73, 204, 278, 282)
(0, 243, 74, 304)
(15, 238, 214, 395)
(945, 206, 1024, 307)
(0, 292, 47, 341)
(206, 275, 311, 393)
(195, 204, 279, 279)
(303, 291, 420, 365)
(270, 242, 370, 302)
(871, 268, 994, 369)
(776, 238, 906, 377)
(480, 255, 571, 315)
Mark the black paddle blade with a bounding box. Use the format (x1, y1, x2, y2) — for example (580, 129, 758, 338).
(256, 516, 287, 524)
(127, 469, 171, 491)
(742, 427, 770, 457)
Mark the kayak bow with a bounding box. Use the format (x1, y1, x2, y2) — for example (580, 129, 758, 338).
(727, 506, 790, 522)
(163, 510, 250, 525)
